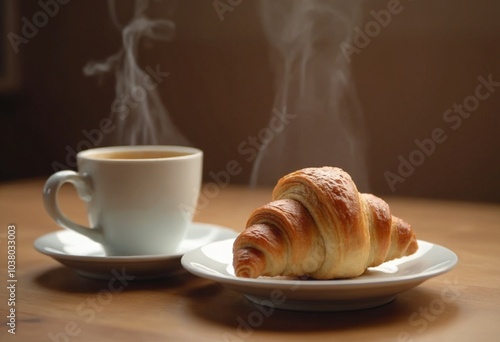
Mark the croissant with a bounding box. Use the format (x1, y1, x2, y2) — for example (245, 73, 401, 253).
(233, 167, 418, 279)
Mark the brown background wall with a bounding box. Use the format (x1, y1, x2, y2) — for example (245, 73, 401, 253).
(1, 0, 499, 202)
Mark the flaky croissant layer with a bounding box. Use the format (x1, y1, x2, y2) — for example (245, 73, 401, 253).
(232, 167, 418, 279)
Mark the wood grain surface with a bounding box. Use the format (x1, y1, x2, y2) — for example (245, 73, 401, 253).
(0, 178, 499, 341)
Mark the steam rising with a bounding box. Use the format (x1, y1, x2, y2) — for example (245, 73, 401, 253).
(251, 0, 369, 191)
(83, 0, 190, 146)
(82, 0, 368, 190)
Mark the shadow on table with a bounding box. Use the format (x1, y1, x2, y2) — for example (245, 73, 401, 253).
(34, 266, 462, 338)
(34, 266, 195, 293)
(181, 284, 462, 337)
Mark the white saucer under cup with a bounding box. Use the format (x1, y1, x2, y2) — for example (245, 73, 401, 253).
(42, 145, 203, 256)
(34, 223, 238, 280)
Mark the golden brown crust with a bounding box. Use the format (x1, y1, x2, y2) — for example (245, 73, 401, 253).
(272, 167, 368, 278)
(233, 199, 322, 278)
(361, 193, 392, 266)
(233, 167, 418, 279)
(387, 217, 419, 260)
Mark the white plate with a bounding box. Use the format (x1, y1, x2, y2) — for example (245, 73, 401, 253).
(34, 222, 238, 280)
(181, 239, 458, 311)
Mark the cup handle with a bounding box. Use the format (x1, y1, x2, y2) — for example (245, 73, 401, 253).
(43, 170, 103, 244)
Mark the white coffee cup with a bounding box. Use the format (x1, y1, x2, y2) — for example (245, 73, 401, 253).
(43, 145, 203, 256)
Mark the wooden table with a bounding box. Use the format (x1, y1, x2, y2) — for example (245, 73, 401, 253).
(1, 178, 499, 342)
